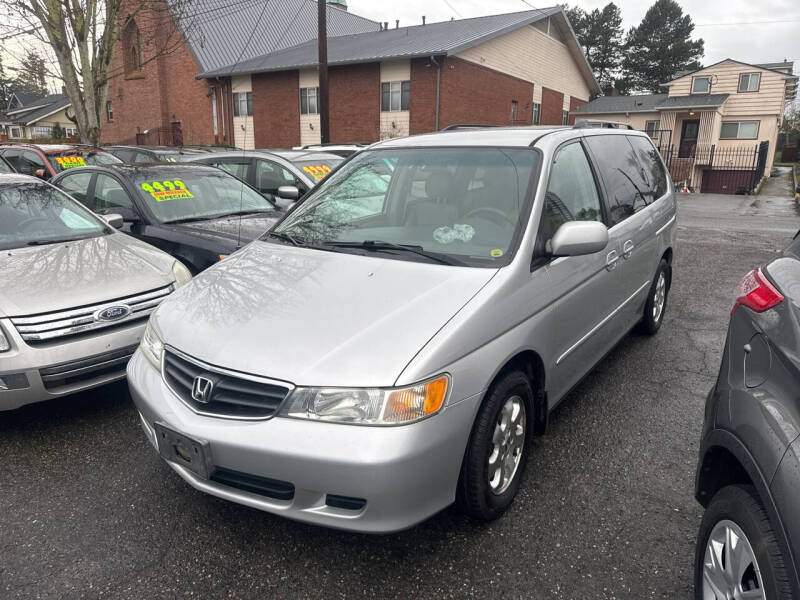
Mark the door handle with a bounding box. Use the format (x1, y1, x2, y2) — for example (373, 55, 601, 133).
(606, 250, 619, 271)
(622, 240, 634, 259)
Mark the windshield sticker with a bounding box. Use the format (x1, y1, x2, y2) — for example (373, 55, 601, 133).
(490, 249, 504, 258)
(55, 156, 86, 168)
(141, 180, 194, 202)
(302, 165, 332, 180)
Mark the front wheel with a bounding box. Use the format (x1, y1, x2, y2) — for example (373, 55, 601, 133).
(457, 371, 533, 521)
(639, 259, 670, 335)
(694, 485, 792, 600)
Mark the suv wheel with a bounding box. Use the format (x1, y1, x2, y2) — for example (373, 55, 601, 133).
(694, 485, 792, 600)
(639, 259, 669, 335)
(457, 371, 533, 521)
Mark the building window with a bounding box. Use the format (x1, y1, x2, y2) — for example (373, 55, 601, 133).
(10, 127, 21, 138)
(645, 120, 660, 138)
(106, 100, 113, 122)
(532, 103, 541, 125)
(510, 100, 518, 123)
(381, 81, 410, 112)
(122, 18, 142, 76)
(32, 126, 52, 138)
(738, 73, 760, 92)
(233, 92, 252, 117)
(691, 76, 711, 94)
(300, 87, 319, 115)
(562, 110, 569, 125)
(720, 121, 759, 139)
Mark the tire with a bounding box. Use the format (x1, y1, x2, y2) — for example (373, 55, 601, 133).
(457, 371, 533, 521)
(694, 485, 792, 600)
(639, 259, 670, 335)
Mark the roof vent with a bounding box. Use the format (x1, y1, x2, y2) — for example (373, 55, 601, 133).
(422, 15, 426, 25)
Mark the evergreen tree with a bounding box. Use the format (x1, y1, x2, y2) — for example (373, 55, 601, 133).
(564, 4, 625, 91)
(622, 0, 704, 93)
(12, 50, 49, 96)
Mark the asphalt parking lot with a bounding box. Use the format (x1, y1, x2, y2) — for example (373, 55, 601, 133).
(2, 191, 798, 600)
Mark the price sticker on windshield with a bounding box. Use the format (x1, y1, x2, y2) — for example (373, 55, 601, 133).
(55, 156, 86, 168)
(141, 179, 194, 202)
(302, 165, 332, 181)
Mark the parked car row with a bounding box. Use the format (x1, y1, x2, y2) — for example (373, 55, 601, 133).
(3, 125, 798, 595)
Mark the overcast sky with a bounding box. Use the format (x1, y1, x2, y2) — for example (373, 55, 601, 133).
(348, 0, 800, 73)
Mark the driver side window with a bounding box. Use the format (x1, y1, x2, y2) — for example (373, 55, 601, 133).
(93, 174, 135, 215)
(543, 142, 602, 238)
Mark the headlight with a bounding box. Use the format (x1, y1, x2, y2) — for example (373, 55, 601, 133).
(140, 321, 164, 369)
(172, 261, 192, 288)
(278, 375, 449, 425)
(0, 326, 10, 352)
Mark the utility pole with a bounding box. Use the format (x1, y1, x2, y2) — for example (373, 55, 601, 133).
(318, 0, 330, 143)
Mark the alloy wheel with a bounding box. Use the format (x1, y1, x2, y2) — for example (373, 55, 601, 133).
(487, 395, 526, 495)
(653, 272, 667, 323)
(702, 519, 764, 600)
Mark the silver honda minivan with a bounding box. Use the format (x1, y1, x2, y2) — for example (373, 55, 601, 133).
(128, 126, 676, 532)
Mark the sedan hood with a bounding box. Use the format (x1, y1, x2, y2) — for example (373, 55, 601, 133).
(0, 234, 175, 318)
(153, 241, 497, 387)
(167, 213, 281, 247)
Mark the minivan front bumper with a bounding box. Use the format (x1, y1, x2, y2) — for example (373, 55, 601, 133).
(127, 349, 481, 533)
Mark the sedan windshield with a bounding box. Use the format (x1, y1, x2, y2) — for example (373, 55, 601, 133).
(129, 168, 277, 223)
(49, 149, 121, 173)
(272, 148, 538, 266)
(0, 181, 108, 250)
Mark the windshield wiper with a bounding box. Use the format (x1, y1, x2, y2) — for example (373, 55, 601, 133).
(163, 215, 222, 225)
(321, 240, 465, 266)
(223, 209, 277, 218)
(26, 236, 89, 246)
(264, 231, 302, 246)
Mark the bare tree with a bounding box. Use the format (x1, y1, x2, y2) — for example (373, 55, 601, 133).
(4, 0, 193, 145)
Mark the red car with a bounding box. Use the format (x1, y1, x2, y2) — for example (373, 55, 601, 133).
(0, 143, 120, 179)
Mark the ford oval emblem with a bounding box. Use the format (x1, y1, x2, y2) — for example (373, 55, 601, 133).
(94, 304, 132, 322)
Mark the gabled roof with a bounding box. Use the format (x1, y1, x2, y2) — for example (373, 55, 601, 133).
(664, 58, 797, 86)
(169, 0, 379, 74)
(6, 94, 71, 125)
(197, 6, 601, 94)
(654, 93, 729, 110)
(572, 94, 668, 115)
(8, 92, 41, 109)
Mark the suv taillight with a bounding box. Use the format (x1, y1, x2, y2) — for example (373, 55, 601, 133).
(731, 268, 783, 315)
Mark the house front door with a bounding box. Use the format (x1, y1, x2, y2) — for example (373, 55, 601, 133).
(678, 119, 700, 158)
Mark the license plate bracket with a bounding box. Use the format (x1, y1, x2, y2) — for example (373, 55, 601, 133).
(154, 422, 213, 480)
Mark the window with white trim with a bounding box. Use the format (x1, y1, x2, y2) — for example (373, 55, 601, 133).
(562, 110, 569, 125)
(233, 92, 252, 117)
(106, 100, 113, 122)
(720, 121, 759, 139)
(32, 126, 52, 138)
(738, 73, 760, 92)
(645, 120, 660, 138)
(532, 103, 541, 125)
(691, 76, 711, 94)
(300, 87, 319, 115)
(10, 127, 22, 138)
(381, 81, 409, 112)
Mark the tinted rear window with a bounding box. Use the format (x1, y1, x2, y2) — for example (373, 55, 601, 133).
(627, 136, 668, 199)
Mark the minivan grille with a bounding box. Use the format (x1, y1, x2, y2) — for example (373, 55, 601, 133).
(39, 345, 137, 390)
(10, 286, 172, 343)
(163, 350, 291, 419)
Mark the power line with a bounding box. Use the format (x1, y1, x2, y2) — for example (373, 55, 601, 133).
(694, 18, 800, 27)
(441, 0, 462, 19)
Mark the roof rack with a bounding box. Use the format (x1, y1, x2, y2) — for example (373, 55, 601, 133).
(441, 124, 501, 131)
(299, 142, 367, 149)
(573, 120, 634, 130)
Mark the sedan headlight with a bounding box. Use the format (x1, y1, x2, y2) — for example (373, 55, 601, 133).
(172, 261, 192, 289)
(0, 326, 10, 352)
(278, 375, 449, 425)
(140, 321, 164, 369)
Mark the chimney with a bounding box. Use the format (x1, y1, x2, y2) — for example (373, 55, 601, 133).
(395, 20, 399, 29)
(422, 16, 426, 25)
(383, 21, 388, 30)
(603, 84, 618, 96)
(61, 86, 67, 96)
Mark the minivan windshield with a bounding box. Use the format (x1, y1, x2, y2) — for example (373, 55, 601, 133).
(129, 167, 277, 224)
(0, 181, 109, 250)
(271, 148, 538, 266)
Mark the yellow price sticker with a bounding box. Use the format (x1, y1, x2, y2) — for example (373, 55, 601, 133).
(141, 179, 193, 202)
(302, 165, 332, 181)
(490, 249, 504, 258)
(55, 156, 86, 168)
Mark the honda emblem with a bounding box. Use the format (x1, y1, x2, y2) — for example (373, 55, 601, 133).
(191, 376, 214, 404)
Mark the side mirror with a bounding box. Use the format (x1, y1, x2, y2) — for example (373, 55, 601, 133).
(34, 168, 47, 179)
(549, 221, 608, 257)
(277, 185, 300, 201)
(103, 213, 124, 229)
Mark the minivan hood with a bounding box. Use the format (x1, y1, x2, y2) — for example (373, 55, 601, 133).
(0, 234, 175, 318)
(166, 213, 281, 247)
(153, 241, 497, 387)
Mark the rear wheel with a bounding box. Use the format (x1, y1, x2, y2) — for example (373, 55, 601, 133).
(457, 371, 533, 521)
(694, 485, 792, 600)
(639, 259, 670, 335)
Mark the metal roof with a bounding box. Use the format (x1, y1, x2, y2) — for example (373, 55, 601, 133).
(654, 93, 729, 110)
(199, 6, 564, 77)
(170, 0, 379, 74)
(572, 94, 668, 115)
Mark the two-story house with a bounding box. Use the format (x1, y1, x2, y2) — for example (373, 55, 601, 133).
(572, 59, 798, 194)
